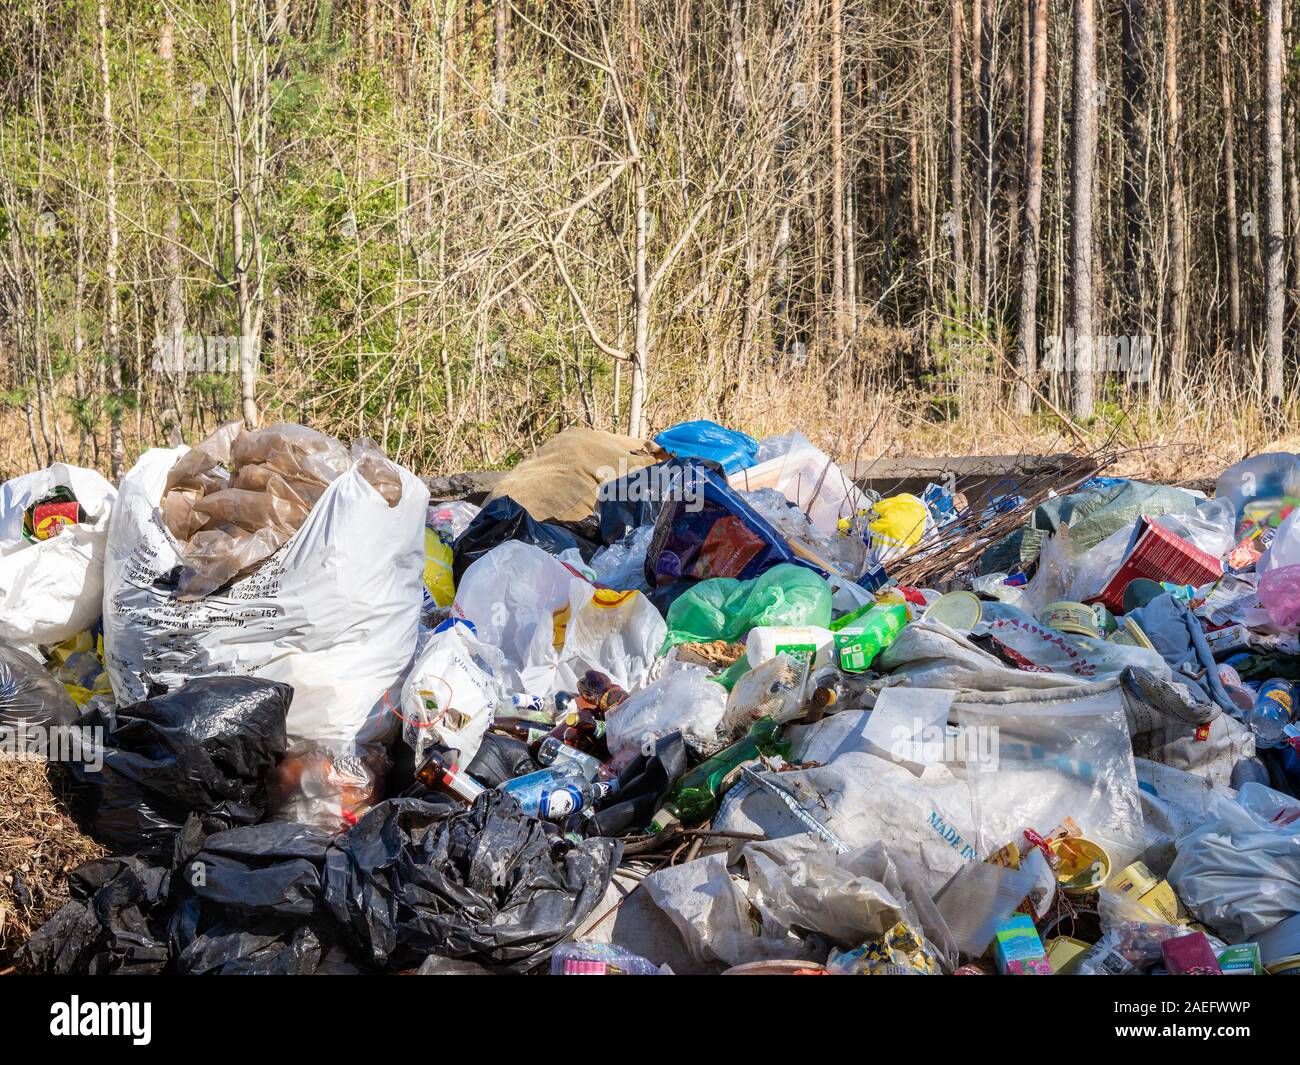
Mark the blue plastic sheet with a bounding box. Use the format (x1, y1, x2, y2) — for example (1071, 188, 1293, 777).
(653, 420, 758, 474)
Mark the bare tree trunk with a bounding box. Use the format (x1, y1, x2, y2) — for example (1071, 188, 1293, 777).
(492, 0, 507, 109)
(1162, 0, 1187, 391)
(628, 160, 649, 438)
(1121, 0, 1149, 340)
(1220, 22, 1241, 355)
(948, 0, 966, 294)
(97, 0, 125, 479)
(1069, 0, 1097, 419)
(229, 0, 264, 428)
(159, 13, 187, 439)
(1264, 0, 1285, 402)
(1016, 0, 1047, 415)
(829, 0, 846, 349)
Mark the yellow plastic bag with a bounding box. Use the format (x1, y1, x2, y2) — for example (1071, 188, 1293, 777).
(869, 494, 930, 561)
(423, 528, 455, 608)
(46, 630, 112, 705)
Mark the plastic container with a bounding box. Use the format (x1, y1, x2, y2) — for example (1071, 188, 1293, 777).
(1036, 601, 1099, 637)
(1247, 679, 1296, 749)
(924, 590, 983, 630)
(744, 625, 835, 672)
(1049, 836, 1111, 896)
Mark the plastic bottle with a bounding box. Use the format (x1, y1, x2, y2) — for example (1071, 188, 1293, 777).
(1248, 679, 1296, 749)
(647, 717, 792, 832)
(536, 736, 602, 779)
(499, 764, 616, 819)
(411, 748, 487, 804)
(550, 942, 662, 976)
(833, 600, 909, 672)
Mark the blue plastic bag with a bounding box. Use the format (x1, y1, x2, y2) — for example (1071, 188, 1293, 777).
(643, 463, 823, 588)
(653, 420, 758, 474)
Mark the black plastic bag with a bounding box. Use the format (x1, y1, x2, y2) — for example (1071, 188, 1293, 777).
(323, 792, 620, 971)
(71, 676, 291, 857)
(452, 495, 599, 583)
(21, 857, 171, 975)
(465, 732, 537, 787)
(170, 821, 336, 975)
(0, 640, 79, 737)
(594, 457, 720, 545)
(585, 731, 689, 837)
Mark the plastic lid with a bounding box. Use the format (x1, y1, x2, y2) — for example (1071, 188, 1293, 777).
(923, 591, 983, 630)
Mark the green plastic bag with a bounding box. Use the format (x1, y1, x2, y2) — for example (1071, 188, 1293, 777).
(663, 564, 833, 650)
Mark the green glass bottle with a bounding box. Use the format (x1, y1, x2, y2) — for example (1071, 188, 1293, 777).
(647, 717, 791, 832)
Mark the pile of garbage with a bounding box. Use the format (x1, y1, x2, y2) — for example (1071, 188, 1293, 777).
(3, 418, 1300, 975)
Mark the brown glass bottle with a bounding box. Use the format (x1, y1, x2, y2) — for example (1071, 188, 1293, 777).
(576, 669, 629, 716)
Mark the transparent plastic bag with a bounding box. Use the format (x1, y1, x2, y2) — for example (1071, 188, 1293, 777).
(1167, 781, 1300, 940)
(400, 620, 508, 765)
(161, 422, 403, 598)
(734, 430, 869, 537)
(956, 684, 1146, 867)
(1154, 496, 1237, 561)
(1073, 919, 1190, 975)
(604, 665, 728, 755)
(718, 653, 810, 741)
(1258, 564, 1300, 629)
(588, 524, 655, 592)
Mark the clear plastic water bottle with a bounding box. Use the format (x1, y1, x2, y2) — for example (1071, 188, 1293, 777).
(536, 736, 602, 779)
(499, 765, 615, 819)
(1248, 679, 1295, 749)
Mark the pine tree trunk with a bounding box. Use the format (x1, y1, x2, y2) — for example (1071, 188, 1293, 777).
(1220, 23, 1241, 355)
(1069, 0, 1097, 419)
(948, 0, 966, 294)
(1016, 0, 1047, 414)
(1163, 0, 1187, 392)
(1263, 0, 1285, 402)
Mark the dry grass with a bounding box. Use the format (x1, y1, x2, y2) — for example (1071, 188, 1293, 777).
(1, 363, 1291, 488)
(0, 759, 107, 969)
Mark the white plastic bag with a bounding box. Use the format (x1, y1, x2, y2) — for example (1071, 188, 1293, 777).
(1167, 782, 1300, 941)
(451, 540, 665, 696)
(0, 464, 116, 651)
(103, 446, 428, 751)
(714, 709, 979, 894)
(400, 620, 508, 764)
(1260, 505, 1300, 573)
